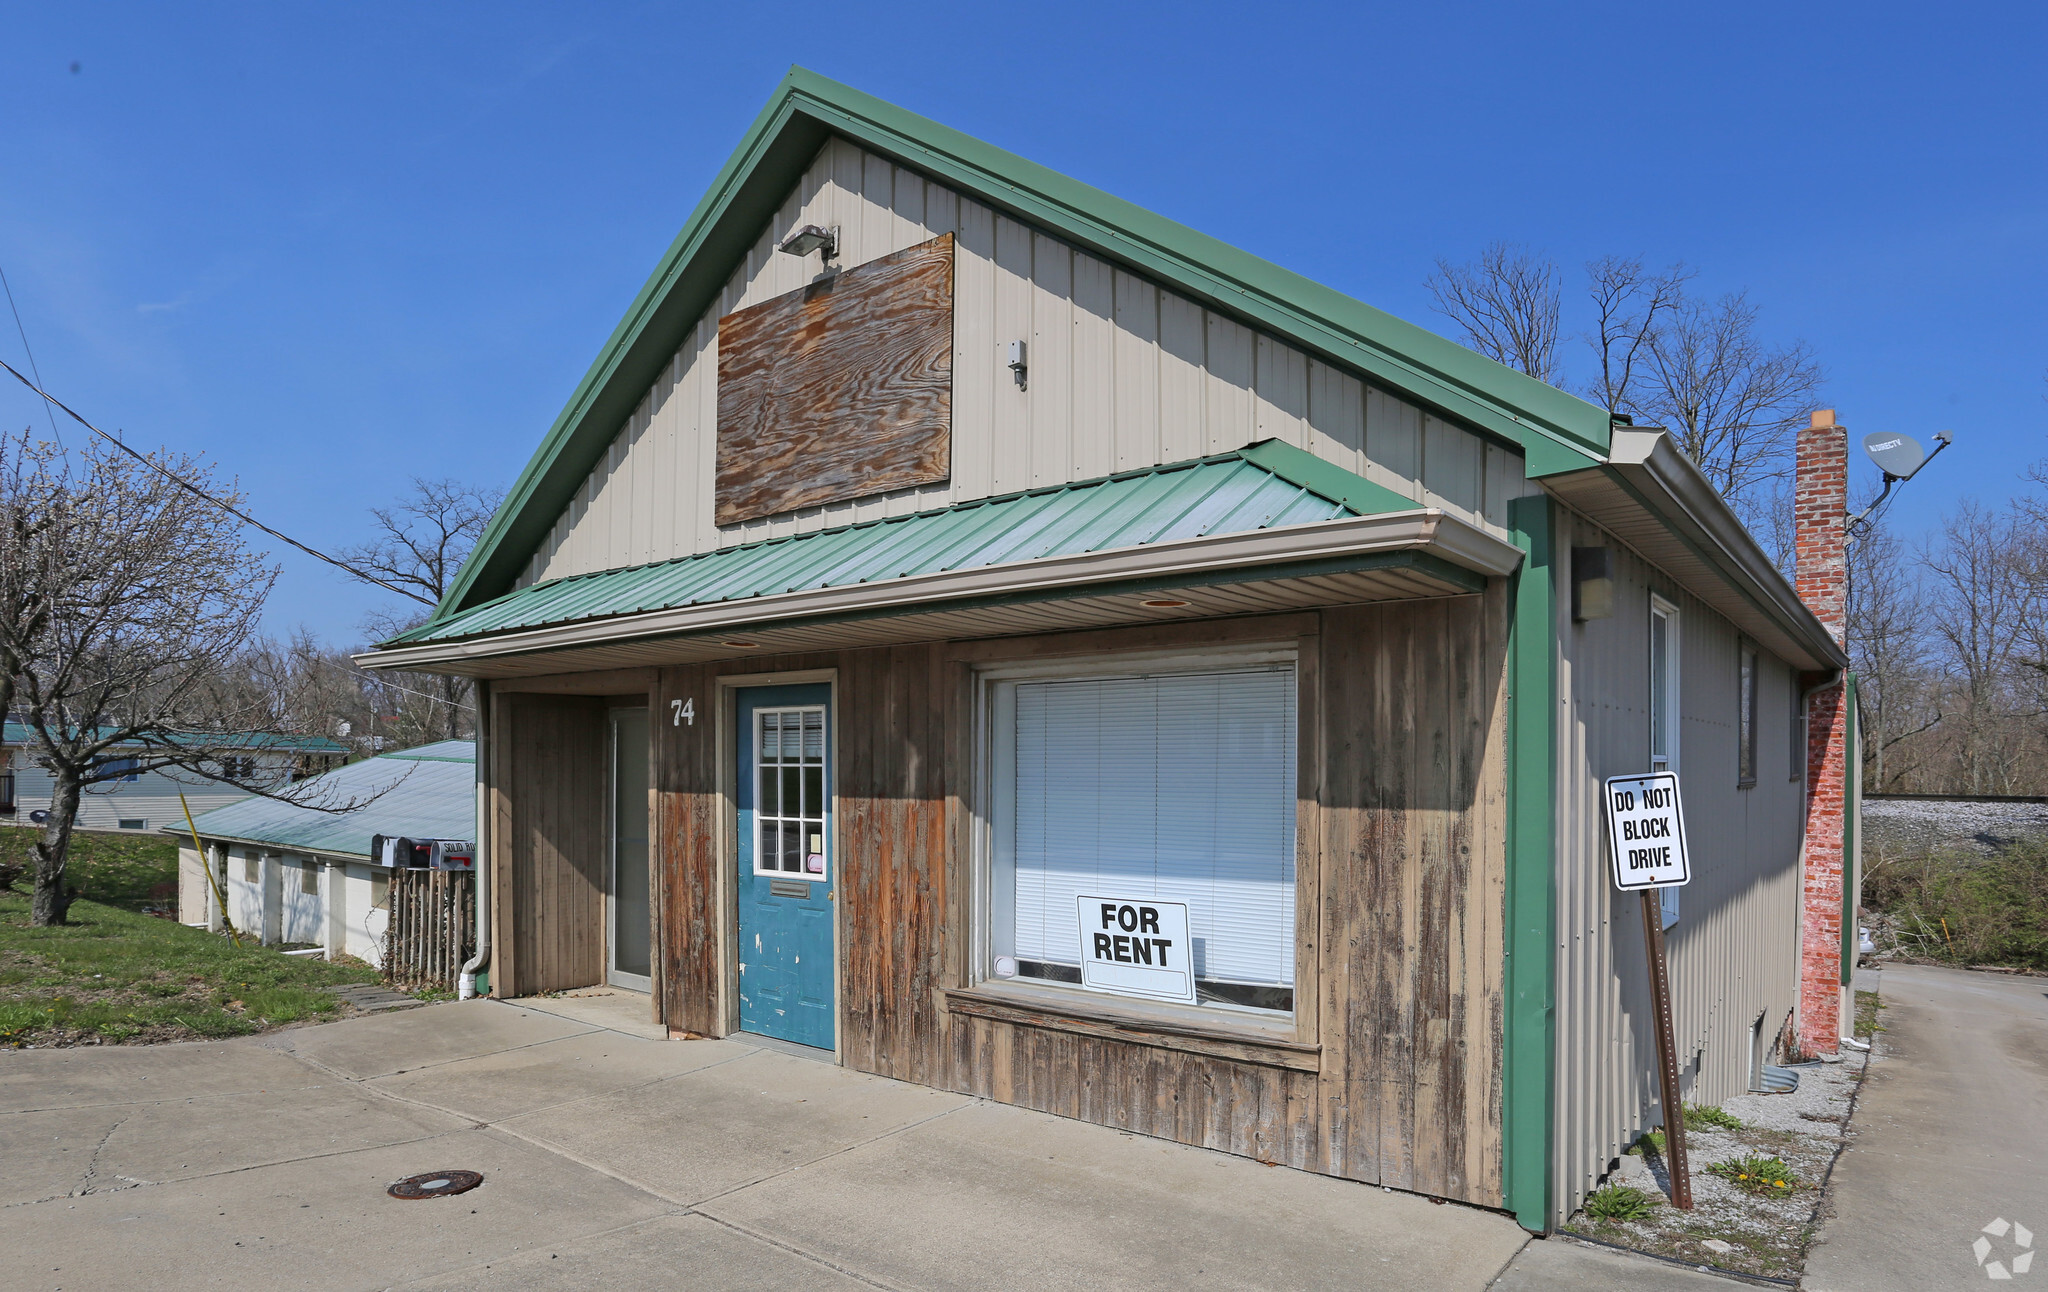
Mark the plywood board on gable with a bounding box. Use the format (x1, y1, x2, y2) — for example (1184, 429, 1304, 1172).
(715, 233, 955, 525)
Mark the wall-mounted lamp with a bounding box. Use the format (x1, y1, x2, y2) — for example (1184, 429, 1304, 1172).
(777, 224, 838, 263)
(1571, 546, 1614, 622)
(1007, 340, 1028, 391)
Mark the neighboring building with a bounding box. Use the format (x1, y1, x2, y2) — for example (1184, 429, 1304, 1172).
(2, 722, 348, 834)
(358, 70, 1849, 1232)
(171, 740, 474, 966)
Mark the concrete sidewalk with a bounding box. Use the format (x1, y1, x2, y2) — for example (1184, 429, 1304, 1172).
(1805, 964, 2048, 1290)
(0, 999, 1747, 1290)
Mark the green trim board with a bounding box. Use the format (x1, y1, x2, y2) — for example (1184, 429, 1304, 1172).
(1502, 493, 1558, 1233)
(395, 445, 1452, 649)
(437, 67, 1612, 621)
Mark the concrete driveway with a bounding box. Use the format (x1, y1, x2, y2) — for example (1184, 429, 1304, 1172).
(0, 994, 1744, 1291)
(1805, 964, 2048, 1290)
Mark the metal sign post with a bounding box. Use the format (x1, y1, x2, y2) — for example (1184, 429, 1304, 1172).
(1604, 771, 1694, 1210)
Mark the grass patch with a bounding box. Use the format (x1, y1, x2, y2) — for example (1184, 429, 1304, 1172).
(1706, 1153, 1800, 1196)
(1854, 990, 1883, 1039)
(1865, 838, 2048, 970)
(1684, 1103, 1744, 1131)
(0, 826, 180, 909)
(0, 887, 379, 1046)
(1584, 1184, 1661, 1221)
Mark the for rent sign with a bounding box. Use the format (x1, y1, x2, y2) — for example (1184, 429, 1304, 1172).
(1074, 896, 1195, 1003)
(1604, 772, 1691, 891)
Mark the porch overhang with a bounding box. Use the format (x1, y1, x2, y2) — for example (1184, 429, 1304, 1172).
(357, 508, 1520, 680)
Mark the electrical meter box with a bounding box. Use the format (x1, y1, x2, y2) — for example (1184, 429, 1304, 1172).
(429, 840, 475, 873)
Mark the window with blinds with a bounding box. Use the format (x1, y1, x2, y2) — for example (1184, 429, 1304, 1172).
(990, 663, 1298, 1014)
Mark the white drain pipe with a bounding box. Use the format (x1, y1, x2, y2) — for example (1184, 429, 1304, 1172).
(459, 679, 491, 1000)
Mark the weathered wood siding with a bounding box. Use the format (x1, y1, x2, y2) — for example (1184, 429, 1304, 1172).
(646, 606, 1508, 1205)
(715, 235, 955, 524)
(1319, 591, 1509, 1202)
(492, 692, 609, 996)
(520, 137, 1538, 587)
(1550, 502, 1806, 1216)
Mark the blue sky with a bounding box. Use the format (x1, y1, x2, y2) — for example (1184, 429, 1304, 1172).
(2, 3, 2042, 644)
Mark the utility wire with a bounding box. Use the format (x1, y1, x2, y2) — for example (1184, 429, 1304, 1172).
(0, 356, 424, 603)
(0, 262, 62, 447)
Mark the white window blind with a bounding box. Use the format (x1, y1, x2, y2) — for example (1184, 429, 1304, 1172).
(1008, 667, 1297, 989)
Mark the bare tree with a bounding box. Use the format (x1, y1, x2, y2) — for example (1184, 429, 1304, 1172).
(0, 434, 65, 731)
(1921, 501, 2042, 793)
(1628, 291, 1824, 526)
(0, 438, 387, 925)
(1583, 255, 1690, 416)
(1425, 242, 1562, 383)
(339, 478, 503, 742)
(1848, 525, 1941, 789)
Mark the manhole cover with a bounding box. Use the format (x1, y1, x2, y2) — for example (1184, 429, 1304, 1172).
(388, 1170, 483, 1200)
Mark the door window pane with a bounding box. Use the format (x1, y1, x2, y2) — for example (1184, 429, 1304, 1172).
(754, 706, 827, 878)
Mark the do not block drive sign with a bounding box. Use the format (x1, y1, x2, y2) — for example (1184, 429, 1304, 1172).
(1604, 771, 1691, 891)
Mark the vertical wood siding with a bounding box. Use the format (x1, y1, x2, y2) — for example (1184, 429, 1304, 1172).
(644, 608, 1509, 1205)
(1550, 509, 1805, 1216)
(493, 693, 609, 996)
(1318, 591, 1508, 1203)
(519, 137, 1537, 587)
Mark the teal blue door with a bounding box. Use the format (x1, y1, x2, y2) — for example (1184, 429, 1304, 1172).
(736, 684, 835, 1050)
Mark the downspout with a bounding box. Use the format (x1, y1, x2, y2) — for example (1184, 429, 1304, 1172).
(459, 678, 491, 1000)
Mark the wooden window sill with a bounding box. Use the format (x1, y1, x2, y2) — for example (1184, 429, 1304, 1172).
(941, 984, 1321, 1073)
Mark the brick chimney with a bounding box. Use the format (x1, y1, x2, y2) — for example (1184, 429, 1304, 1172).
(1795, 409, 1849, 1057)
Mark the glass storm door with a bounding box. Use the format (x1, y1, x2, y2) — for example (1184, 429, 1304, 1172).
(735, 684, 834, 1050)
(610, 707, 652, 991)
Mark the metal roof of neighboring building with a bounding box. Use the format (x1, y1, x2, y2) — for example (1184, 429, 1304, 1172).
(1, 721, 348, 754)
(394, 444, 1393, 648)
(165, 741, 474, 859)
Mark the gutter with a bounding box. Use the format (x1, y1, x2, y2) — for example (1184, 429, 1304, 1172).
(359, 509, 1523, 673)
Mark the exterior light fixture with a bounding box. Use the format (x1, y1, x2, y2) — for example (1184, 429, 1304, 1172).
(1007, 340, 1028, 391)
(777, 224, 838, 261)
(722, 639, 762, 649)
(1571, 547, 1614, 622)
(1140, 598, 1191, 609)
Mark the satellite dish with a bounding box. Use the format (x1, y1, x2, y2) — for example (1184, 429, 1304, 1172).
(1864, 431, 1926, 479)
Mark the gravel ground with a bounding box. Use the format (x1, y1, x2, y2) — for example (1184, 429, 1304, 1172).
(1863, 797, 2048, 858)
(1563, 1052, 1867, 1281)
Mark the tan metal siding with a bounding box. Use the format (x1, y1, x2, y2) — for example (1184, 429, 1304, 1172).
(1551, 507, 1805, 1218)
(522, 138, 1538, 586)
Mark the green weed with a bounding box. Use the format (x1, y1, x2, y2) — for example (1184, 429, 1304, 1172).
(1707, 1154, 1799, 1196)
(1585, 1184, 1661, 1221)
(1684, 1103, 1744, 1131)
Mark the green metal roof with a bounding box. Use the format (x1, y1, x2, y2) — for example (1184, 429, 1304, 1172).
(435, 67, 1611, 623)
(395, 442, 1396, 648)
(165, 741, 475, 858)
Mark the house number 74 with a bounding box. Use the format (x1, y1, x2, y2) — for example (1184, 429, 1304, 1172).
(671, 698, 694, 727)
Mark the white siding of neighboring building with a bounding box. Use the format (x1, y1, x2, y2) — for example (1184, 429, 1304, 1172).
(14, 755, 309, 834)
(180, 844, 388, 967)
(1549, 502, 1807, 1220)
(520, 136, 1537, 587)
